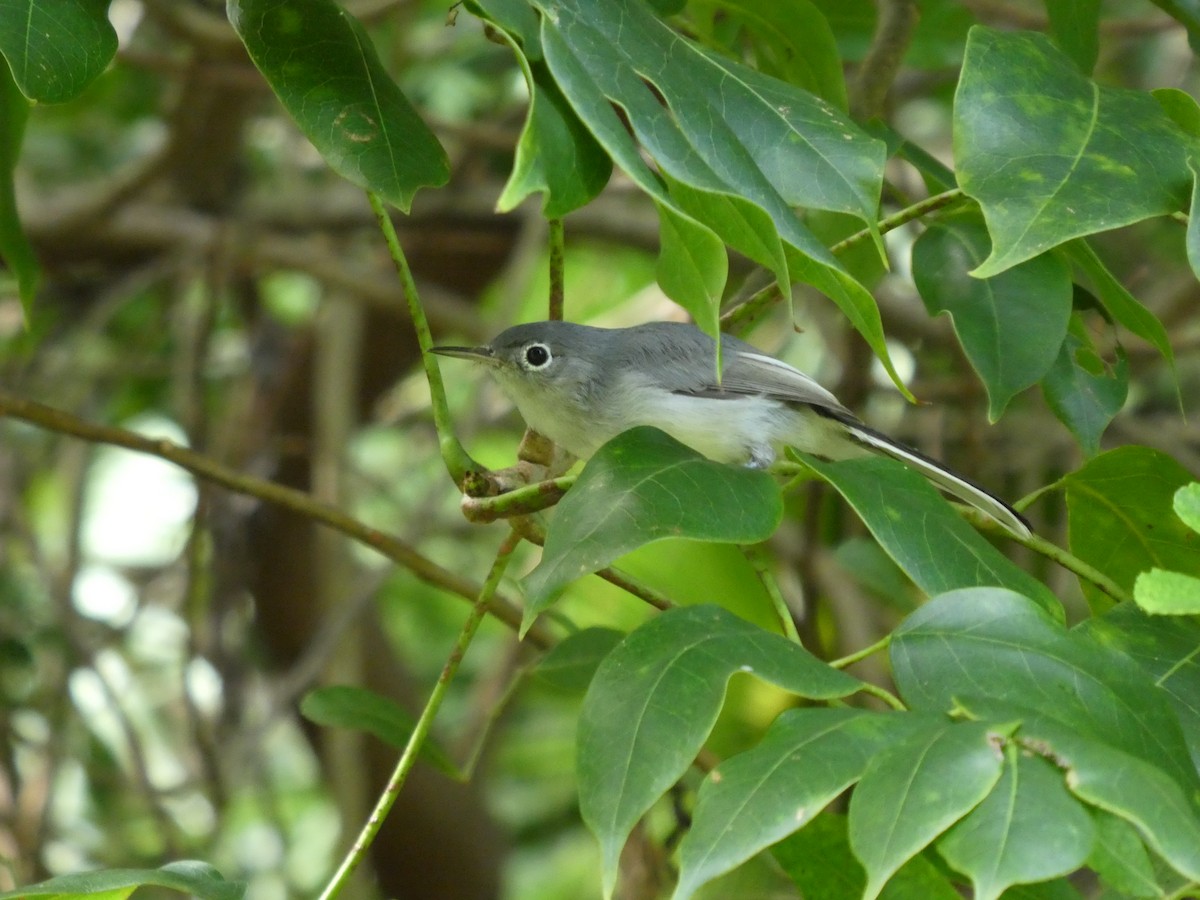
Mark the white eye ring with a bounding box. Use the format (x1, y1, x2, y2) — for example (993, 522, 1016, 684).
(521, 342, 553, 370)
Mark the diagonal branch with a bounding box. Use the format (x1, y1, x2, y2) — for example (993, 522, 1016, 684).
(0, 390, 553, 647)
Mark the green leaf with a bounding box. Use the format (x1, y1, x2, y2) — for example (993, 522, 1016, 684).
(531, 627, 624, 694)
(1040, 315, 1128, 458)
(674, 708, 933, 899)
(300, 685, 458, 777)
(688, 0, 847, 109)
(771, 813, 868, 900)
(912, 212, 1072, 419)
(1154, 87, 1200, 138)
(1174, 481, 1200, 531)
(1080, 602, 1200, 772)
(522, 428, 782, 618)
(654, 202, 728, 337)
(1064, 446, 1200, 602)
(936, 752, 1094, 900)
(890, 587, 1200, 796)
(577, 604, 863, 898)
(0, 0, 116, 102)
(957, 698, 1200, 885)
(1187, 161, 1200, 282)
(802, 456, 1058, 614)
(1086, 809, 1161, 898)
(848, 720, 1007, 899)
(0, 861, 244, 900)
(666, 174, 791, 312)
(955, 27, 1194, 277)
(0, 62, 37, 318)
(1063, 239, 1175, 374)
(1134, 568, 1200, 615)
(1043, 0, 1099, 74)
(496, 53, 612, 216)
(772, 813, 965, 900)
(227, 0, 449, 212)
(509, 0, 907, 391)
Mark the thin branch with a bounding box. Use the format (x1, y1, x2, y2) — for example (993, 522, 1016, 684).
(849, 0, 921, 121)
(367, 191, 481, 487)
(317, 528, 522, 900)
(548, 217, 565, 321)
(0, 391, 554, 647)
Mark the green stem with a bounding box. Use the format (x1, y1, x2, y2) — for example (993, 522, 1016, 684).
(317, 529, 522, 900)
(830, 634, 891, 669)
(367, 191, 479, 486)
(742, 544, 802, 644)
(722, 189, 967, 335)
(548, 217, 565, 321)
(830, 188, 965, 255)
(1016, 531, 1134, 605)
(857, 681, 907, 711)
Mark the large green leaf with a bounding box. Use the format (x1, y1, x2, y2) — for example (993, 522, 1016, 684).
(936, 752, 1094, 900)
(687, 0, 847, 109)
(1063, 239, 1175, 373)
(802, 456, 1058, 614)
(522, 428, 782, 620)
(956, 697, 1200, 885)
(912, 212, 1072, 420)
(1043, 0, 1099, 74)
(772, 813, 966, 900)
(955, 27, 1194, 277)
(673, 708, 933, 899)
(497, 56, 612, 217)
(480, 0, 903, 387)
(227, 0, 449, 212)
(1080, 602, 1200, 771)
(0, 62, 37, 318)
(1040, 314, 1128, 458)
(891, 587, 1199, 796)
(1064, 446, 1200, 603)
(1133, 481, 1200, 616)
(0, 861, 244, 900)
(1085, 809, 1161, 897)
(0, 0, 116, 102)
(848, 720, 1007, 899)
(654, 200, 728, 338)
(577, 604, 862, 898)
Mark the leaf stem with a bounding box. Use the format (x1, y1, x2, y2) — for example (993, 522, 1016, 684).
(742, 544, 802, 644)
(722, 189, 967, 334)
(367, 191, 480, 486)
(317, 528, 522, 900)
(829, 188, 966, 256)
(1015, 531, 1134, 605)
(830, 634, 891, 669)
(548, 216, 565, 320)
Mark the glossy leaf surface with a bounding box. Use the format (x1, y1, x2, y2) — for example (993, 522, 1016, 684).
(228, 0, 449, 212)
(577, 604, 862, 898)
(956, 27, 1193, 276)
(523, 428, 782, 618)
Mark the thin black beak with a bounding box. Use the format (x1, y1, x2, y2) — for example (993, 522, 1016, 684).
(429, 345, 494, 362)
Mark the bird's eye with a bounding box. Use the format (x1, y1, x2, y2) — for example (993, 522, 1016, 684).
(523, 343, 552, 369)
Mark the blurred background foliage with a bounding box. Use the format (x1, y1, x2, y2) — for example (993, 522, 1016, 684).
(0, 0, 1197, 899)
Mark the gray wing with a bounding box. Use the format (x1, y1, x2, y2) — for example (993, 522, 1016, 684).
(682, 345, 857, 420)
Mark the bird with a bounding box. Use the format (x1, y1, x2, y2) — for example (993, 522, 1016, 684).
(432, 320, 1031, 538)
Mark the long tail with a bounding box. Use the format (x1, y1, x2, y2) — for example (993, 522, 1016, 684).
(840, 419, 1032, 539)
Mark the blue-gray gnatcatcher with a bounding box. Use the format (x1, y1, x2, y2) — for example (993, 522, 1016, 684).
(432, 320, 1031, 538)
